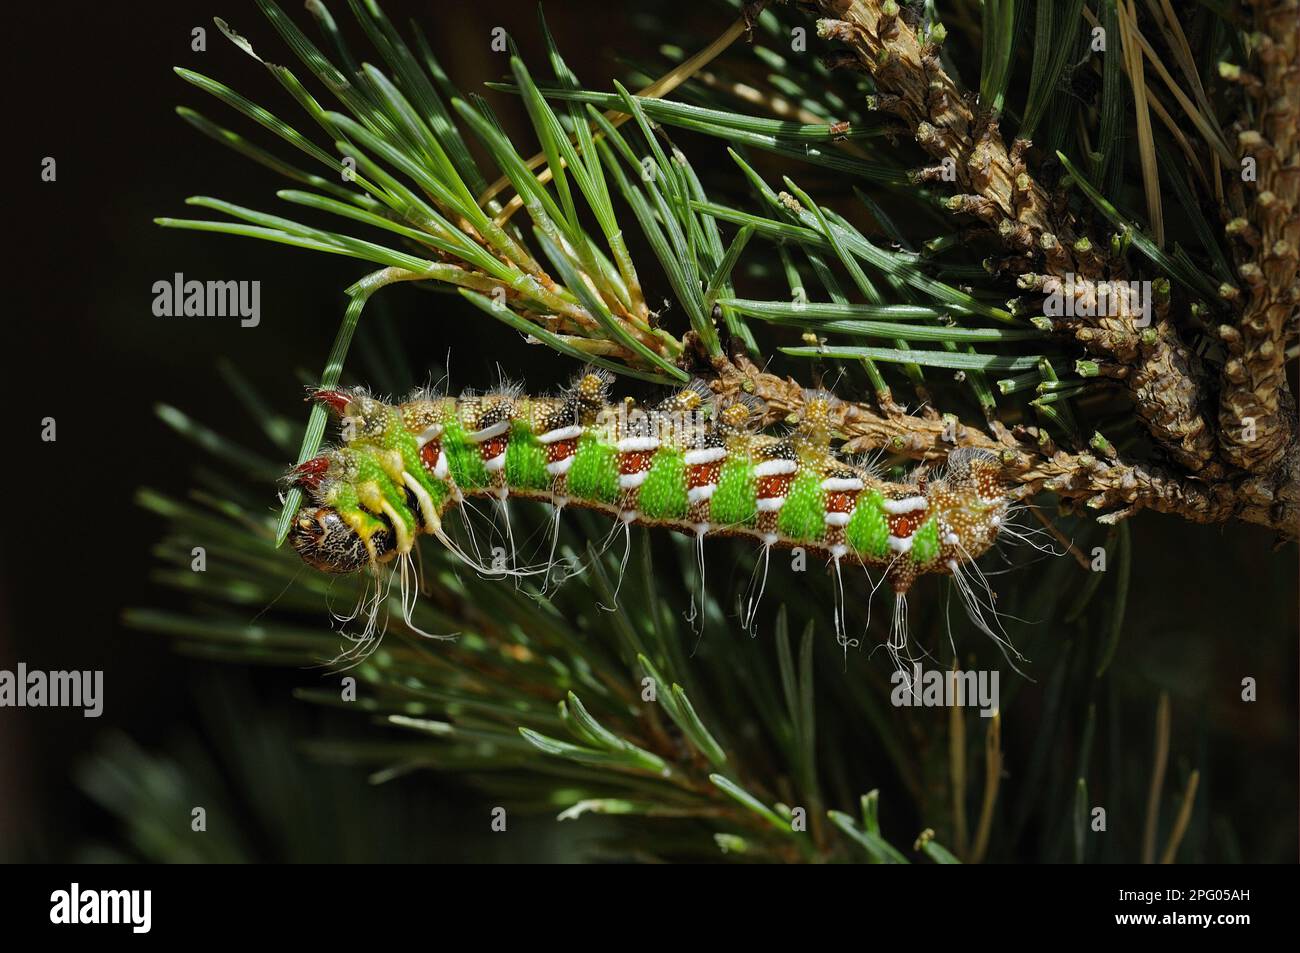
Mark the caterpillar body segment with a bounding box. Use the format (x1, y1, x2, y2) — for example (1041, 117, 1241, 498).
(287, 373, 1012, 599)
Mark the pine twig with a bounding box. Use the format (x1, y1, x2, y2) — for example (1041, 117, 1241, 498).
(711, 352, 1298, 535)
(1216, 0, 1300, 475)
(809, 0, 1219, 472)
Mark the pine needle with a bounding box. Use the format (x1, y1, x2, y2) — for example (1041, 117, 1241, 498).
(1118, 0, 1164, 248)
(479, 17, 748, 221)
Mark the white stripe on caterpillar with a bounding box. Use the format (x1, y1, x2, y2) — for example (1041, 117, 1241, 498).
(467, 420, 509, 442)
(887, 534, 914, 553)
(415, 423, 444, 448)
(821, 477, 864, 492)
(538, 425, 583, 444)
(687, 484, 716, 503)
(683, 447, 727, 465)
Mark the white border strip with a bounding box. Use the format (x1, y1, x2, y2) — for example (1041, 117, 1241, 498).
(882, 496, 927, 515)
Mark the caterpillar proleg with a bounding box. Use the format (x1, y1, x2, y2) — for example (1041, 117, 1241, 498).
(287, 370, 1017, 659)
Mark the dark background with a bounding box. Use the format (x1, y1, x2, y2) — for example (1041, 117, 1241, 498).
(2, 0, 1296, 863)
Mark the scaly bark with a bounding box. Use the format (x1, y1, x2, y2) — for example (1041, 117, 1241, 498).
(1218, 0, 1299, 475)
(808, 0, 1219, 472)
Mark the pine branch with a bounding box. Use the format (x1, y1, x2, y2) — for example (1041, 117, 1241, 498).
(808, 0, 1222, 474)
(163, 3, 686, 385)
(710, 351, 1296, 533)
(159, 0, 1299, 543)
(1217, 0, 1299, 475)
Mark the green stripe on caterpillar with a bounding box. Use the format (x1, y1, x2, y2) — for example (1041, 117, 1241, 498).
(286, 369, 1025, 666)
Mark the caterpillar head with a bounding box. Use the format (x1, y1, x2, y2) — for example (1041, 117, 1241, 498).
(286, 449, 397, 573)
(290, 504, 394, 573)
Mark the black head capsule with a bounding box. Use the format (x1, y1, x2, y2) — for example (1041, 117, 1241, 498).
(290, 505, 393, 573)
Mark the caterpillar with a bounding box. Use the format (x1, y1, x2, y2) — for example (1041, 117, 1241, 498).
(286, 370, 1025, 666)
